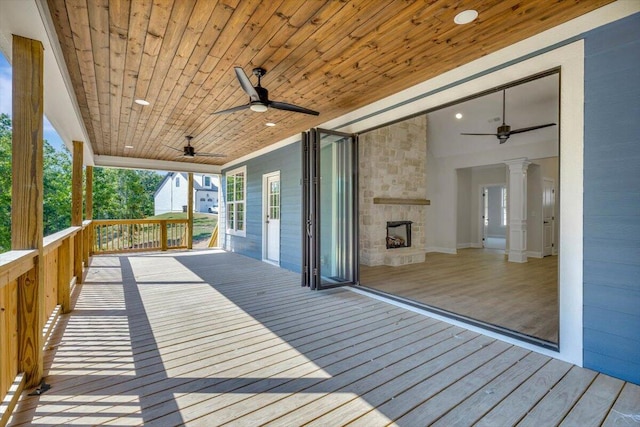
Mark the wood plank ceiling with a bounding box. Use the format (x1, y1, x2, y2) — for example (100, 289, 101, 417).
(46, 0, 612, 166)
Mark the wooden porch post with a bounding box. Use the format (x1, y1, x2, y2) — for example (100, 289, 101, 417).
(72, 141, 83, 282)
(11, 34, 45, 388)
(85, 166, 93, 258)
(188, 173, 193, 249)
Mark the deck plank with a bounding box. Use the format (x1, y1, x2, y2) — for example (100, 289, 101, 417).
(560, 374, 625, 427)
(7, 250, 639, 427)
(602, 382, 640, 427)
(475, 358, 573, 426)
(431, 351, 550, 426)
(516, 365, 598, 426)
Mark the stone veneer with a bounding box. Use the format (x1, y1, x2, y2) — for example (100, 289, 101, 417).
(359, 115, 428, 266)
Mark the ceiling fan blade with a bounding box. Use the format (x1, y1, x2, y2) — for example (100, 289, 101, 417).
(234, 67, 260, 102)
(460, 132, 499, 136)
(509, 123, 557, 135)
(164, 144, 184, 152)
(194, 152, 227, 158)
(212, 103, 251, 114)
(270, 100, 319, 116)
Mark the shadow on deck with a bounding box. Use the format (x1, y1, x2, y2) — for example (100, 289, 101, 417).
(8, 250, 640, 426)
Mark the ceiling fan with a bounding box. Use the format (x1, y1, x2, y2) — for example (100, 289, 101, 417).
(461, 90, 556, 143)
(213, 67, 319, 116)
(165, 136, 226, 158)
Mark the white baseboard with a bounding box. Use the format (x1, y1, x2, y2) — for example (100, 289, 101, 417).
(426, 246, 457, 254)
(527, 251, 543, 258)
(457, 242, 483, 249)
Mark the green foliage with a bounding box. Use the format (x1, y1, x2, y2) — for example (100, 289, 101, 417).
(43, 141, 72, 235)
(0, 114, 11, 252)
(0, 113, 164, 253)
(92, 167, 163, 219)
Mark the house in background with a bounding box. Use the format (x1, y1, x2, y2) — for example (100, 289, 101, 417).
(154, 172, 219, 215)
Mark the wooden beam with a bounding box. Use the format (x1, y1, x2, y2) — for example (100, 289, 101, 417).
(187, 173, 193, 249)
(373, 198, 431, 206)
(72, 141, 83, 283)
(11, 34, 44, 389)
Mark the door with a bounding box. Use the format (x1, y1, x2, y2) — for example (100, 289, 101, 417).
(543, 178, 555, 257)
(302, 128, 358, 290)
(482, 185, 507, 249)
(263, 171, 280, 264)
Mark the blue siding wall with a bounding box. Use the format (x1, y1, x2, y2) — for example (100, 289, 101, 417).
(222, 143, 302, 273)
(583, 13, 640, 384)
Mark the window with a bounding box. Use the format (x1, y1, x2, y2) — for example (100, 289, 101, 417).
(204, 176, 211, 187)
(501, 187, 507, 226)
(175, 177, 180, 187)
(226, 166, 246, 236)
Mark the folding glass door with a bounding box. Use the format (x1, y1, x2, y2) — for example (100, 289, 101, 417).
(302, 128, 358, 290)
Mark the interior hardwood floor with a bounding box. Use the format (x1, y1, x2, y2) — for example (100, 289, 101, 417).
(360, 248, 558, 343)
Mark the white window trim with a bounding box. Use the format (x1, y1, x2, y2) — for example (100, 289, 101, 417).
(225, 166, 247, 237)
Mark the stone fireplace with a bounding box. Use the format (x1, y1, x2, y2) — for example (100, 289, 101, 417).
(359, 115, 429, 267)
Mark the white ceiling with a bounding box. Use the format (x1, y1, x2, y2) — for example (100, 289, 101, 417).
(427, 73, 559, 159)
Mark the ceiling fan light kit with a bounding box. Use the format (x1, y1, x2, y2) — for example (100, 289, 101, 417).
(250, 103, 268, 112)
(213, 66, 319, 116)
(461, 89, 556, 143)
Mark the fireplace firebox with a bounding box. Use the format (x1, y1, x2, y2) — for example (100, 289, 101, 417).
(386, 221, 412, 249)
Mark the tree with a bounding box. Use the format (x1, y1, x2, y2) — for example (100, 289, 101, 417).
(0, 114, 11, 252)
(92, 167, 162, 219)
(43, 141, 72, 235)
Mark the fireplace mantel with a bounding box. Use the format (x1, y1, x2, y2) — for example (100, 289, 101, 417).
(373, 197, 431, 206)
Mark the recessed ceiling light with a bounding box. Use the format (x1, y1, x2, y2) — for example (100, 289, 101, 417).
(454, 10, 478, 25)
(455, 113, 463, 119)
(124, 145, 134, 149)
(134, 99, 150, 106)
(266, 122, 276, 127)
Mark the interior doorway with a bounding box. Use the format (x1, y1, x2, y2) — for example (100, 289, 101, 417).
(482, 184, 507, 250)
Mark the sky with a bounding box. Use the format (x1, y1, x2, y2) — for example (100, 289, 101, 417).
(0, 52, 66, 152)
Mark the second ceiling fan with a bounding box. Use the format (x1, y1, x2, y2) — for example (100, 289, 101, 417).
(461, 90, 556, 143)
(214, 67, 319, 116)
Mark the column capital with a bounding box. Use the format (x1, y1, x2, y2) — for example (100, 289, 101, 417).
(504, 157, 532, 171)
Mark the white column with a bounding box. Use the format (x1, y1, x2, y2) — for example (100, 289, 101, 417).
(505, 158, 531, 263)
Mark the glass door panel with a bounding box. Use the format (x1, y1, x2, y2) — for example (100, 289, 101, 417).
(302, 128, 358, 290)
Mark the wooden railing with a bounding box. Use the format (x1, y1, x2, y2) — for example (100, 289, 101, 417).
(1, 221, 91, 424)
(91, 219, 189, 254)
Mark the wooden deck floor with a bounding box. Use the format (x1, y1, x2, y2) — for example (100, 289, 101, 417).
(8, 250, 640, 426)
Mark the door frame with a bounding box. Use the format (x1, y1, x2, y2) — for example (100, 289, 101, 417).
(262, 170, 281, 265)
